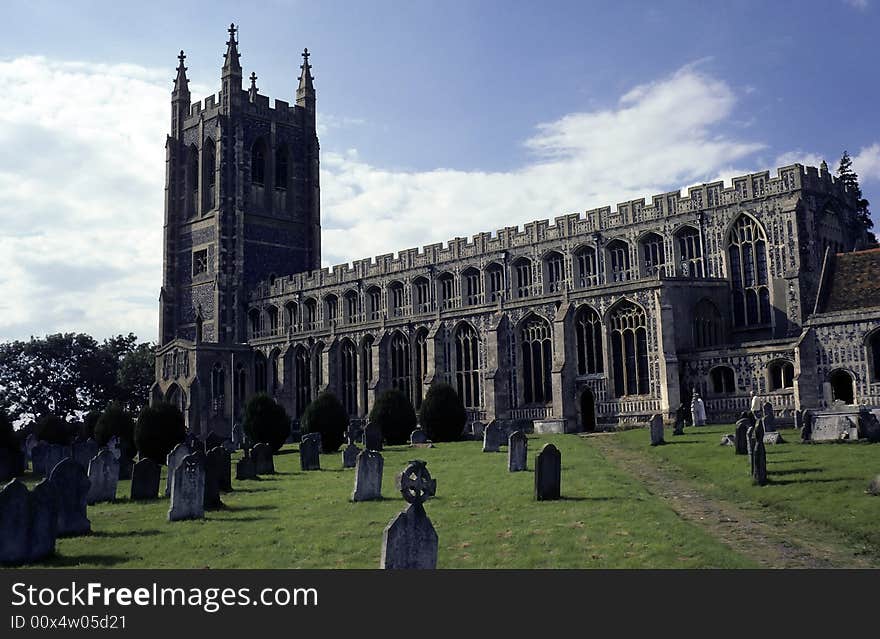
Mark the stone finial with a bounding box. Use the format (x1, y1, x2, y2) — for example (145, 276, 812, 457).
(173, 49, 189, 97)
(297, 47, 315, 108)
(222, 22, 242, 77)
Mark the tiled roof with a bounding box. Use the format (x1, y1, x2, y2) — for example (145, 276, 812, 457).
(822, 248, 880, 312)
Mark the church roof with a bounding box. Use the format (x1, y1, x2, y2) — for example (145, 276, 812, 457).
(821, 248, 880, 313)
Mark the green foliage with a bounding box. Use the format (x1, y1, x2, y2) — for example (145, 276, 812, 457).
(116, 341, 156, 413)
(242, 393, 290, 452)
(81, 410, 101, 440)
(95, 401, 135, 458)
(34, 414, 72, 445)
(134, 402, 186, 464)
(419, 382, 466, 442)
(837, 150, 876, 245)
(369, 389, 417, 445)
(301, 392, 348, 453)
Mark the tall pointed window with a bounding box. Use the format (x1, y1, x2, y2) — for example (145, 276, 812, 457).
(211, 363, 225, 413)
(575, 247, 598, 288)
(188, 144, 199, 216)
(367, 286, 381, 321)
(390, 331, 412, 401)
(274, 145, 288, 190)
(514, 258, 533, 298)
(390, 282, 405, 317)
(543, 251, 564, 293)
(252, 139, 266, 186)
(340, 339, 357, 416)
(413, 277, 430, 313)
(254, 351, 267, 393)
(463, 268, 482, 306)
(295, 346, 311, 417)
(640, 233, 665, 277)
(486, 264, 504, 302)
(676, 227, 703, 277)
(575, 306, 603, 375)
(455, 323, 481, 408)
(414, 329, 428, 409)
(520, 316, 552, 404)
(361, 335, 374, 414)
(438, 273, 455, 309)
(344, 291, 359, 323)
(607, 240, 631, 283)
(203, 139, 216, 210)
(610, 302, 649, 397)
(269, 349, 280, 395)
(728, 215, 771, 327)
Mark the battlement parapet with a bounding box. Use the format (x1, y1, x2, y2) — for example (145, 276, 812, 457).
(183, 89, 302, 127)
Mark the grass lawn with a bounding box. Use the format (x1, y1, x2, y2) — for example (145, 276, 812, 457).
(15, 435, 756, 569)
(610, 424, 880, 555)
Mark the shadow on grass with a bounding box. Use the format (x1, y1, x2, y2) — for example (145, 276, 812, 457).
(224, 503, 278, 512)
(768, 477, 843, 486)
(206, 515, 268, 523)
(91, 529, 163, 538)
(45, 553, 130, 568)
(769, 467, 825, 477)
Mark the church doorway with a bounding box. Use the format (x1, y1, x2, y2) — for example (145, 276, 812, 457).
(580, 388, 596, 432)
(829, 369, 855, 405)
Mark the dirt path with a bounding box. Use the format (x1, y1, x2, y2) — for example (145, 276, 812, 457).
(587, 433, 879, 569)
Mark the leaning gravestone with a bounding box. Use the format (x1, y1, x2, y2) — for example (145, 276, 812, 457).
(209, 446, 232, 492)
(364, 422, 383, 451)
(0, 479, 29, 565)
(535, 443, 561, 501)
(351, 450, 384, 501)
(342, 443, 360, 469)
(381, 460, 438, 569)
(203, 448, 223, 509)
(649, 414, 665, 446)
(130, 458, 160, 500)
(73, 439, 99, 471)
(482, 421, 503, 452)
(165, 443, 191, 497)
(235, 453, 257, 480)
(253, 443, 275, 474)
(86, 449, 119, 505)
(508, 431, 527, 472)
(762, 402, 776, 432)
(49, 458, 90, 536)
(168, 453, 205, 522)
(299, 434, 321, 471)
(752, 421, 768, 486)
(29, 479, 59, 562)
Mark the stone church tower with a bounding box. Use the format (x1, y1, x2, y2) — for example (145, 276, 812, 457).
(159, 24, 320, 347)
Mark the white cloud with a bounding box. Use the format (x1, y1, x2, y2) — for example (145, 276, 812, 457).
(0, 57, 788, 342)
(854, 143, 880, 182)
(843, 0, 869, 10)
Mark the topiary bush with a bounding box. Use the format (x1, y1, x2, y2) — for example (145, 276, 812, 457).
(95, 401, 136, 458)
(135, 401, 186, 464)
(369, 388, 417, 445)
(301, 392, 348, 453)
(242, 393, 290, 452)
(419, 382, 466, 442)
(34, 414, 71, 445)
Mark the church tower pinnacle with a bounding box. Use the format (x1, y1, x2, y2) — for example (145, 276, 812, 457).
(296, 48, 315, 118)
(171, 50, 190, 135)
(221, 23, 242, 113)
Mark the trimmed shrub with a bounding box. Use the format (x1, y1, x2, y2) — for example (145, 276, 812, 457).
(301, 392, 348, 453)
(34, 414, 71, 445)
(135, 402, 186, 464)
(242, 393, 290, 452)
(95, 401, 136, 458)
(419, 382, 466, 442)
(369, 389, 417, 445)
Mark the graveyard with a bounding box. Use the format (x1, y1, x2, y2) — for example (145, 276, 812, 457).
(4, 425, 879, 569)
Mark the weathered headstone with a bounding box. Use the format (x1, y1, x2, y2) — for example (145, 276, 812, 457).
(482, 421, 503, 452)
(381, 460, 438, 569)
(470, 421, 485, 440)
(168, 453, 205, 521)
(31, 442, 48, 476)
(800, 409, 814, 442)
(130, 458, 160, 500)
(203, 447, 224, 509)
(649, 413, 665, 446)
(508, 431, 527, 472)
(0, 479, 29, 565)
(118, 456, 134, 480)
(535, 443, 561, 501)
(209, 446, 232, 492)
(252, 442, 275, 474)
(364, 422, 383, 451)
(86, 449, 119, 504)
(410, 429, 428, 445)
(673, 404, 688, 435)
(73, 439, 99, 471)
(49, 458, 91, 536)
(44, 444, 72, 478)
(351, 450, 384, 501)
(762, 402, 776, 432)
(734, 413, 753, 455)
(299, 434, 320, 471)
(235, 453, 257, 480)
(165, 442, 191, 496)
(232, 423, 244, 450)
(763, 431, 785, 445)
(106, 436, 121, 460)
(342, 443, 360, 468)
(747, 422, 757, 477)
(752, 421, 768, 486)
(29, 479, 59, 562)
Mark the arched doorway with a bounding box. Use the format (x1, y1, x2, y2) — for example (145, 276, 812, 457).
(829, 370, 855, 404)
(580, 388, 596, 432)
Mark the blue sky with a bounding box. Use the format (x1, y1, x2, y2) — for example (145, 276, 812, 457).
(1, 0, 878, 342)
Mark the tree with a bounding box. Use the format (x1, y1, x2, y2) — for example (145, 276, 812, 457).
(301, 392, 348, 453)
(0, 409, 15, 451)
(419, 382, 466, 442)
(34, 414, 73, 445)
(116, 341, 156, 413)
(80, 410, 101, 440)
(135, 402, 186, 464)
(369, 389, 417, 445)
(242, 393, 290, 452)
(837, 151, 877, 245)
(95, 401, 135, 458)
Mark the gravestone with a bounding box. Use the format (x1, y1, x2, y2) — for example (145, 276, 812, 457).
(342, 443, 360, 469)
(381, 460, 438, 569)
(351, 450, 384, 501)
(235, 453, 257, 480)
(31, 442, 48, 476)
(364, 422, 383, 451)
(482, 421, 503, 452)
(752, 421, 768, 486)
(205, 432, 224, 452)
(673, 404, 688, 435)
(762, 402, 776, 432)
(253, 443, 275, 474)
(118, 456, 134, 480)
(232, 423, 244, 449)
(508, 431, 527, 472)
(73, 440, 98, 471)
(299, 434, 321, 471)
(106, 436, 121, 460)
(44, 444, 72, 478)
(410, 429, 429, 445)
(203, 448, 224, 509)
(763, 431, 785, 445)
(535, 443, 561, 501)
(29, 479, 59, 562)
(165, 443, 191, 497)
(734, 414, 753, 455)
(470, 421, 485, 440)
(649, 414, 665, 446)
(86, 449, 119, 504)
(800, 409, 815, 442)
(130, 458, 160, 500)
(0, 479, 29, 565)
(747, 422, 757, 477)
(209, 446, 232, 492)
(858, 408, 880, 443)
(49, 458, 90, 536)
(222, 439, 237, 454)
(168, 453, 205, 521)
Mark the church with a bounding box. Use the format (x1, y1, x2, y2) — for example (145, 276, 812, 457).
(153, 26, 880, 438)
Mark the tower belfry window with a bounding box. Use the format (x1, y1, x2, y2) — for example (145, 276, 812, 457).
(252, 140, 266, 186)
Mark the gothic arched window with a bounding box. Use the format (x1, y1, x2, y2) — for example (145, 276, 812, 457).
(462, 268, 482, 306)
(248, 308, 261, 339)
(343, 291, 358, 323)
(414, 329, 428, 409)
(868, 330, 880, 382)
(413, 277, 430, 314)
(203, 138, 216, 210)
(269, 349, 280, 396)
(361, 335, 374, 414)
(575, 306, 603, 375)
(188, 144, 199, 216)
(728, 215, 771, 327)
(639, 233, 665, 277)
(676, 226, 703, 277)
(438, 273, 455, 309)
(324, 294, 338, 323)
(234, 365, 246, 416)
(768, 360, 794, 390)
(285, 301, 298, 332)
(303, 298, 317, 330)
(294, 346, 311, 417)
(543, 251, 564, 293)
(254, 351, 267, 393)
(710, 366, 735, 394)
(367, 286, 381, 321)
(514, 258, 533, 298)
(251, 139, 266, 186)
(340, 339, 357, 416)
(211, 363, 225, 413)
(455, 323, 481, 408)
(390, 331, 412, 401)
(520, 316, 552, 404)
(609, 302, 649, 397)
(693, 299, 723, 349)
(485, 263, 504, 302)
(575, 246, 598, 288)
(389, 281, 405, 317)
(606, 239, 631, 283)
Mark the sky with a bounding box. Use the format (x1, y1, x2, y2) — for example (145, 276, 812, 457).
(1, 0, 878, 343)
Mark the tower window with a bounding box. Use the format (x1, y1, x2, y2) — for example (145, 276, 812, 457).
(192, 249, 208, 276)
(275, 146, 288, 190)
(252, 140, 266, 186)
